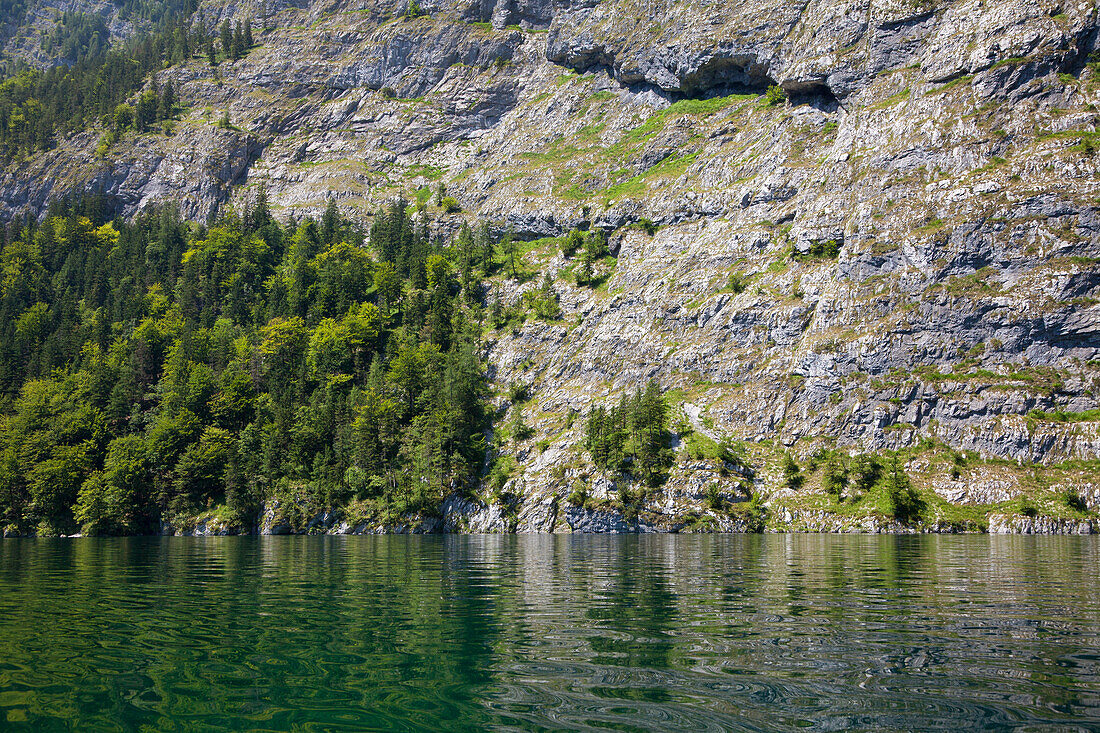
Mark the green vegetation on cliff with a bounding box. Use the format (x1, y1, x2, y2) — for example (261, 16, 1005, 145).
(584, 380, 674, 487)
(0, 195, 503, 535)
(0, 0, 204, 165)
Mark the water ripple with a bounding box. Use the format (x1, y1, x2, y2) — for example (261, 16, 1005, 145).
(0, 535, 1098, 731)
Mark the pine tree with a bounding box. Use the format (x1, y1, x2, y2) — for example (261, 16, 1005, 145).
(822, 455, 847, 502)
(158, 80, 176, 121)
(321, 198, 340, 245)
(231, 22, 244, 60)
(219, 20, 232, 58)
(501, 227, 518, 279)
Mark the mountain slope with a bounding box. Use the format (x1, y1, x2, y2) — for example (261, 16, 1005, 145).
(1, 0, 1098, 534)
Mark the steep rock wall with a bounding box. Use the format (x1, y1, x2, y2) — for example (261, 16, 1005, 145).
(0, 0, 1098, 529)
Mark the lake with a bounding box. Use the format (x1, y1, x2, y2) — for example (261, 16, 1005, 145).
(0, 535, 1097, 731)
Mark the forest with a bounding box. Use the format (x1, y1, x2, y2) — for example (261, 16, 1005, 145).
(0, 0, 206, 164)
(584, 381, 674, 488)
(0, 196, 505, 535)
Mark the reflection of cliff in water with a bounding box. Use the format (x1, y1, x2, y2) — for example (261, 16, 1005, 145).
(0, 535, 1098, 730)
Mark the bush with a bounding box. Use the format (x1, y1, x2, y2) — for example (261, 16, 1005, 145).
(791, 239, 840, 261)
(522, 273, 561, 320)
(113, 103, 134, 132)
(509, 404, 534, 442)
(822, 455, 847, 502)
(1017, 496, 1039, 517)
(884, 456, 923, 523)
(618, 485, 644, 520)
(561, 229, 584, 258)
(566, 485, 587, 506)
(726, 271, 749, 294)
(719, 440, 751, 474)
(740, 492, 767, 532)
(949, 450, 966, 479)
(704, 484, 725, 511)
(440, 196, 461, 213)
(94, 134, 112, 158)
(344, 466, 369, 497)
(782, 452, 803, 490)
(489, 455, 516, 493)
(764, 84, 787, 106)
(507, 382, 529, 403)
(850, 454, 881, 494)
(1062, 488, 1088, 513)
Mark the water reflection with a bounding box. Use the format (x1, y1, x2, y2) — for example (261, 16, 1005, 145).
(0, 535, 1097, 731)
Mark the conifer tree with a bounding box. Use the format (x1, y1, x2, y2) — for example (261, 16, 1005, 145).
(219, 20, 232, 58)
(501, 227, 518, 279)
(321, 198, 340, 245)
(159, 81, 177, 121)
(885, 454, 922, 522)
(476, 222, 494, 275)
(783, 452, 803, 490)
(823, 455, 847, 502)
(231, 21, 244, 60)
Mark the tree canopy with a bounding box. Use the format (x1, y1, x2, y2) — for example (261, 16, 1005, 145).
(0, 0, 218, 165)
(0, 196, 498, 535)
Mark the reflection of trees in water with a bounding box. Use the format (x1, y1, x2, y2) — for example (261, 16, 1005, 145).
(2, 536, 1100, 730)
(438, 536, 500, 691)
(585, 539, 679, 672)
(714, 533, 765, 606)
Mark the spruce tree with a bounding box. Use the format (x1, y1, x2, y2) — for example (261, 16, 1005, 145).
(885, 455, 921, 523)
(231, 22, 244, 60)
(822, 455, 847, 502)
(158, 80, 176, 121)
(321, 198, 340, 245)
(501, 228, 518, 279)
(477, 222, 494, 274)
(219, 20, 232, 58)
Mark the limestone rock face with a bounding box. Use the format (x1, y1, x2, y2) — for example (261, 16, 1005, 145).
(0, 125, 258, 223)
(988, 514, 1097, 535)
(2, 0, 1099, 531)
(0, 0, 145, 71)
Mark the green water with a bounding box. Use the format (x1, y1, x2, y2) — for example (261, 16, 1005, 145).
(0, 535, 1097, 731)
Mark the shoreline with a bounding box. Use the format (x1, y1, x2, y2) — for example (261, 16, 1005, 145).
(7, 513, 1095, 538)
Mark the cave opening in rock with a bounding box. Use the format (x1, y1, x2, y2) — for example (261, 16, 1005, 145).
(676, 56, 776, 99)
(783, 82, 841, 111)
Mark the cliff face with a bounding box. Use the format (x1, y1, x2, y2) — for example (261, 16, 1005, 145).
(0, 0, 141, 71)
(4, 0, 1100, 531)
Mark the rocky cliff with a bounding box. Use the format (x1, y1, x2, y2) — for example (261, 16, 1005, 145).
(3, 0, 1100, 532)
